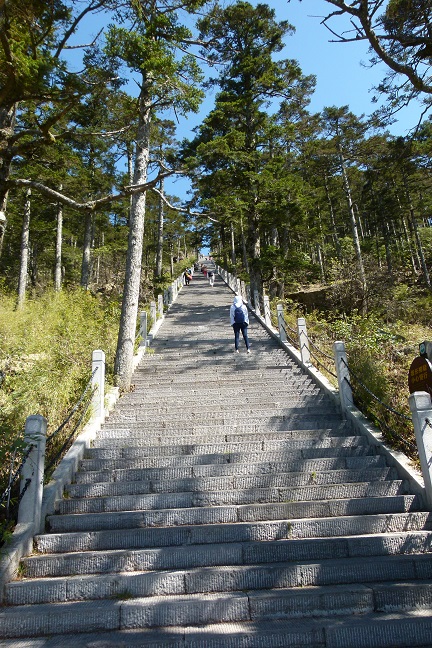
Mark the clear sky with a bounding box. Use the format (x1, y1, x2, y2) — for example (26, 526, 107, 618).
(165, 0, 425, 202)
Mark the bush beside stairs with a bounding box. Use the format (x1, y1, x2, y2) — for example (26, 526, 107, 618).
(2, 271, 432, 647)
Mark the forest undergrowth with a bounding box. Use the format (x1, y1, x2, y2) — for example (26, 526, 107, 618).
(280, 281, 432, 466)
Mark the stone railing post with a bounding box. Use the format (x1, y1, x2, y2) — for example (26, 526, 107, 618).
(139, 311, 148, 347)
(333, 341, 353, 410)
(263, 295, 271, 327)
(253, 290, 261, 316)
(246, 284, 251, 305)
(409, 392, 432, 509)
(298, 317, 311, 366)
(150, 301, 157, 326)
(158, 294, 163, 319)
(168, 286, 173, 305)
(91, 350, 105, 422)
(277, 304, 287, 343)
(240, 280, 246, 302)
(18, 415, 47, 533)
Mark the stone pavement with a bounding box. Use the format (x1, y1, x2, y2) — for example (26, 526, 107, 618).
(2, 268, 432, 647)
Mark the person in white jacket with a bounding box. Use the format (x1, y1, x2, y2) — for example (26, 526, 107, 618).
(229, 295, 251, 353)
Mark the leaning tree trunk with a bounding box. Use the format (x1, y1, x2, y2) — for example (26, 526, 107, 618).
(54, 186, 63, 291)
(16, 188, 31, 309)
(114, 85, 152, 391)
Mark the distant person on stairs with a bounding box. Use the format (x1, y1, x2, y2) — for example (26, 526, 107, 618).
(208, 269, 215, 286)
(183, 269, 192, 285)
(230, 294, 250, 353)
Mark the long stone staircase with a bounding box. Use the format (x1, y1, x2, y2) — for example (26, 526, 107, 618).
(2, 269, 432, 647)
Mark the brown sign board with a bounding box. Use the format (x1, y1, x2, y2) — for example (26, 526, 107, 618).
(408, 356, 432, 395)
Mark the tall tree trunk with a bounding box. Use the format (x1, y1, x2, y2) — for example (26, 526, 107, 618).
(383, 220, 393, 281)
(54, 186, 63, 292)
(170, 242, 174, 277)
(127, 144, 134, 223)
(247, 209, 263, 303)
(230, 221, 236, 269)
(30, 242, 38, 287)
(324, 173, 341, 260)
(80, 212, 93, 289)
(16, 189, 31, 309)
(0, 105, 16, 257)
(115, 84, 151, 390)
(155, 176, 164, 277)
(219, 224, 228, 268)
(338, 148, 367, 312)
(317, 244, 325, 283)
(240, 214, 249, 273)
(405, 183, 431, 290)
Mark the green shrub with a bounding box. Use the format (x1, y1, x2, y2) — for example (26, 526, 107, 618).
(0, 289, 121, 535)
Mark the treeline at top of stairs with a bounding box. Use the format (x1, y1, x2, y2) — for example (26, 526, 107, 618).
(1, 271, 432, 648)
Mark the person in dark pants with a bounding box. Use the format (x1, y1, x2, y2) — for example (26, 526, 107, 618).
(230, 295, 250, 353)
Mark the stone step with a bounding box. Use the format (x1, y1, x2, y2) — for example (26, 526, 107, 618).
(119, 384, 321, 398)
(100, 417, 349, 435)
(60, 480, 405, 515)
(6, 554, 432, 606)
(36, 512, 432, 554)
(112, 397, 330, 412)
(47, 495, 420, 533)
(3, 582, 432, 640)
(118, 393, 324, 406)
(20, 530, 432, 579)
(78, 446, 373, 473)
(107, 405, 339, 423)
(92, 427, 354, 448)
(73, 455, 387, 485)
(130, 374, 313, 387)
(3, 615, 432, 648)
(86, 436, 368, 460)
(98, 421, 352, 439)
(67, 467, 395, 499)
